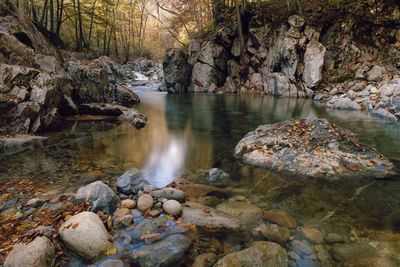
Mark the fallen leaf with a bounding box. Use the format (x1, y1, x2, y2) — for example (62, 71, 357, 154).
(278, 165, 284, 171)
(72, 223, 79, 229)
(105, 247, 117, 255)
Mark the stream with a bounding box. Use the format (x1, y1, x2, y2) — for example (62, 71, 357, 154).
(1, 81, 400, 265)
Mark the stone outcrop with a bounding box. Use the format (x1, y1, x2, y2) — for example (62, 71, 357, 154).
(234, 118, 395, 178)
(163, 49, 192, 94)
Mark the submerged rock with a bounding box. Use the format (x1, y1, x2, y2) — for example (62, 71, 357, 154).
(234, 118, 395, 178)
(75, 181, 119, 214)
(205, 168, 230, 186)
(214, 241, 288, 267)
(181, 206, 241, 229)
(216, 202, 263, 227)
(263, 210, 297, 229)
(131, 234, 193, 267)
(59, 212, 112, 261)
(4, 236, 55, 267)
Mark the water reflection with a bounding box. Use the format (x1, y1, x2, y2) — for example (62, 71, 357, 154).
(142, 135, 187, 187)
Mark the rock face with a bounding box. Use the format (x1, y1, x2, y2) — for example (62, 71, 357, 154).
(163, 48, 192, 94)
(303, 40, 326, 89)
(213, 241, 288, 267)
(4, 237, 55, 267)
(65, 58, 140, 106)
(234, 118, 395, 178)
(116, 170, 149, 195)
(0, 1, 72, 135)
(59, 212, 112, 261)
(75, 181, 119, 214)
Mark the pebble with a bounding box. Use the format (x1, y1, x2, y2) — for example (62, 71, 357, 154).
(26, 198, 46, 208)
(149, 209, 162, 217)
(263, 209, 297, 229)
(300, 227, 324, 244)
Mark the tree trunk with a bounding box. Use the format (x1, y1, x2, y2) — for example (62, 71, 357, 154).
(87, 0, 97, 49)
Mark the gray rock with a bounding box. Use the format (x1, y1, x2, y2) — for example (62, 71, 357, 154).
(163, 48, 192, 94)
(149, 188, 186, 203)
(189, 62, 224, 93)
(4, 237, 54, 267)
(216, 202, 263, 227)
(0, 198, 18, 212)
(288, 15, 305, 28)
(330, 242, 377, 262)
(367, 65, 385, 81)
(224, 76, 237, 93)
(264, 72, 291, 97)
(121, 199, 136, 209)
(214, 241, 288, 267)
(137, 194, 153, 212)
(260, 224, 291, 245)
(98, 259, 124, 267)
(249, 73, 264, 90)
(324, 233, 344, 244)
(78, 103, 123, 116)
(59, 212, 112, 261)
(313, 93, 325, 101)
(227, 60, 241, 78)
(192, 253, 218, 267)
(133, 234, 192, 267)
(162, 200, 182, 216)
(380, 83, 397, 96)
(326, 97, 361, 110)
(116, 170, 149, 195)
(75, 181, 119, 215)
(113, 214, 133, 229)
(205, 168, 230, 185)
(291, 240, 313, 256)
(188, 39, 201, 65)
(303, 40, 326, 89)
(182, 206, 240, 229)
(234, 118, 395, 178)
(371, 108, 398, 121)
(131, 216, 169, 240)
(26, 197, 46, 208)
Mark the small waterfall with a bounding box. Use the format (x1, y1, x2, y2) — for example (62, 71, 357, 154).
(133, 71, 149, 81)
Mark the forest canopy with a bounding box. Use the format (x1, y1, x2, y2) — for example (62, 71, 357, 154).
(12, 0, 398, 60)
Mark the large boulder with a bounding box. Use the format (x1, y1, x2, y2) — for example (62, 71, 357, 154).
(213, 241, 288, 267)
(59, 212, 113, 261)
(234, 118, 395, 178)
(75, 181, 119, 214)
(163, 48, 192, 94)
(4, 237, 55, 267)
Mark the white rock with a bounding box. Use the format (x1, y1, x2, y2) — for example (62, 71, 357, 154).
(4, 237, 55, 267)
(303, 40, 326, 89)
(163, 200, 182, 216)
(59, 212, 112, 260)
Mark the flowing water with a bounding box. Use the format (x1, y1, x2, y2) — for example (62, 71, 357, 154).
(1, 83, 400, 264)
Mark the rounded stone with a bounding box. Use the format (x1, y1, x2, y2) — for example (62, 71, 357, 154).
(59, 212, 112, 260)
(300, 227, 324, 244)
(163, 200, 182, 216)
(137, 194, 153, 212)
(121, 199, 136, 209)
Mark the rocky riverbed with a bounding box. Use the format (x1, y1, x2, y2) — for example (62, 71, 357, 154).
(1, 159, 400, 266)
